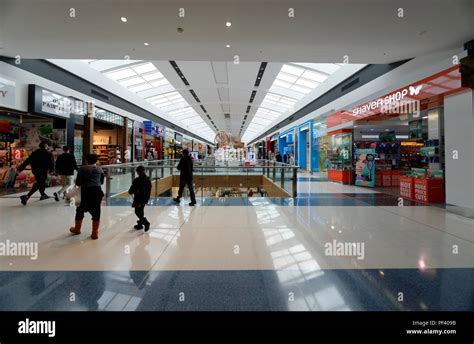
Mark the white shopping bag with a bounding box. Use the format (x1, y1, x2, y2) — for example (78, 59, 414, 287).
(65, 186, 81, 206)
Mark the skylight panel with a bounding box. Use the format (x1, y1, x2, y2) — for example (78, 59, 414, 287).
(119, 77, 145, 87)
(281, 64, 304, 76)
(132, 63, 157, 74)
(106, 68, 136, 80)
(302, 70, 327, 83)
(129, 83, 153, 92)
(151, 79, 170, 87)
(143, 72, 164, 81)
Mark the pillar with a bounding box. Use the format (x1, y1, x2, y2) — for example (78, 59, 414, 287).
(83, 101, 94, 162)
(444, 89, 474, 217)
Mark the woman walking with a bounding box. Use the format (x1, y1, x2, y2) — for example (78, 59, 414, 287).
(69, 154, 105, 240)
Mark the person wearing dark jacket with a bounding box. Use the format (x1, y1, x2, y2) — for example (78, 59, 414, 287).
(19, 142, 54, 205)
(128, 165, 152, 232)
(173, 149, 196, 206)
(275, 152, 283, 163)
(69, 154, 105, 240)
(54, 146, 79, 202)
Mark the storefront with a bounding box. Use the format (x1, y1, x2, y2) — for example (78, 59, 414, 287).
(312, 120, 328, 173)
(278, 128, 296, 163)
(92, 107, 126, 165)
(297, 119, 313, 170)
(0, 84, 86, 190)
(326, 129, 353, 184)
(324, 65, 466, 203)
(143, 120, 163, 161)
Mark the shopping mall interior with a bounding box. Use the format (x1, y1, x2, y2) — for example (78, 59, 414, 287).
(0, 0, 473, 320)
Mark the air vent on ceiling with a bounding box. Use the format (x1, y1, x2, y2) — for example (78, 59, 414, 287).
(200, 105, 207, 113)
(189, 89, 201, 102)
(341, 77, 360, 92)
(169, 61, 190, 86)
(91, 89, 109, 100)
(249, 90, 257, 103)
(246, 105, 251, 113)
(224, 113, 231, 119)
(254, 62, 268, 87)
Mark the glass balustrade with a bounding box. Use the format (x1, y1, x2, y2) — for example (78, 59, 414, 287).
(101, 159, 298, 199)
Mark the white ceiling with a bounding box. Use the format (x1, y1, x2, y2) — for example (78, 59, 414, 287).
(1, 0, 472, 63)
(2, 0, 472, 142)
(74, 59, 345, 142)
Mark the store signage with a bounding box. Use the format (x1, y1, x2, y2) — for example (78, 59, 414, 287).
(41, 89, 72, 118)
(94, 108, 124, 126)
(351, 85, 423, 116)
(0, 77, 16, 107)
(29, 85, 86, 119)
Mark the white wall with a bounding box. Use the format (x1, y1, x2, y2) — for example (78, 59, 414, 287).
(0, 61, 145, 123)
(444, 90, 474, 211)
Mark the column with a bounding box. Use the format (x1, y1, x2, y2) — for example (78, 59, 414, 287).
(444, 89, 474, 217)
(83, 101, 94, 162)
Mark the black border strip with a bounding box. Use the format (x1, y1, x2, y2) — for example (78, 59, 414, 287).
(248, 60, 410, 144)
(0, 57, 213, 145)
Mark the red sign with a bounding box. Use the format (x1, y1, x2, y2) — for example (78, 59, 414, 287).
(399, 176, 414, 199)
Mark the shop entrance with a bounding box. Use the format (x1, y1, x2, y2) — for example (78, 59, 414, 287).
(93, 121, 124, 165)
(298, 127, 310, 171)
(353, 109, 446, 204)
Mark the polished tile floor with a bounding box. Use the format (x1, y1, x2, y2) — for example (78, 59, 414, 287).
(0, 174, 473, 311)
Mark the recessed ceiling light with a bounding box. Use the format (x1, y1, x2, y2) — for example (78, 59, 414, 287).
(144, 42, 149, 46)
(226, 44, 230, 48)
(226, 21, 232, 27)
(370, 128, 374, 131)
(121, 17, 128, 23)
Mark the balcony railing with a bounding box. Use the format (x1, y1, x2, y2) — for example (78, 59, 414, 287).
(101, 159, 298, 198)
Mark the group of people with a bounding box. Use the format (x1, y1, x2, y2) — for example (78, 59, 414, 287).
(274, 151, 295, 165)
(17, 143, 198, 240)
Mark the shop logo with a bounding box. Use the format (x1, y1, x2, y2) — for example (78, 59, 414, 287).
(409, 85, 423, 96)
(0, 90, 8, 97)
(352, 85, 423, 116)
(324, 240, 365, 260)
(18, 319, 56, 337)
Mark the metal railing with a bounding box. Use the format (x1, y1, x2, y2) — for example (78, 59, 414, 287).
(101, 159, 298, 198)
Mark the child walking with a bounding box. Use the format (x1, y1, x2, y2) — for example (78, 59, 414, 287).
(128, 166, 152, 232)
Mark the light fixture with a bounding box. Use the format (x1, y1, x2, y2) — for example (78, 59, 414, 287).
(422, 116, 428, 119)
(144, 42, 149, 46)
(385, 128, 390, 131)
(226, 21, 232, 27)
(121, 17, 127, 23)
(370, 128, 374, 131)
(226, 44, 230, 48)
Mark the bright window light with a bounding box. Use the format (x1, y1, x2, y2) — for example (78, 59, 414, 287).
(83, 59, 215, 140)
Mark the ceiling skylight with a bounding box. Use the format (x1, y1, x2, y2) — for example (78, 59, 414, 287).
(82, 60, 215, 142)
(242, 62, 342, 144)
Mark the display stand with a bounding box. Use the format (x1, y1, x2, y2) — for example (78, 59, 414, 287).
(413, 178, 445, 203)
